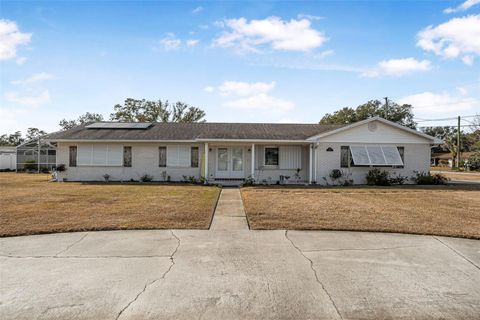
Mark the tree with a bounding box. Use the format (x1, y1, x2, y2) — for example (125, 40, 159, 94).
(59, 112, 104, 130)
(422, 126, 473, 163)
(26, 128, 47, 141)
(320, 99, 416, 129)
(110, 98, 206, 123)
(0, 131, 24, 146)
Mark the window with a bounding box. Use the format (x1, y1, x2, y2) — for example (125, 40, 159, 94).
(166, 145, 190, 167)
(191, 147, 199, 168)
(123, 146, 132, 167)
(69, 146, 77, 167)
(264, 147, 279, 166)
(76, 144, 123, 166)
(346, 145, 404, 167)
(48, 150, 56, 156)
(159, 147, 167, 167)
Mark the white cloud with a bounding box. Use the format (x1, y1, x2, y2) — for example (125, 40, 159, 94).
(0, 19, 32, 61)
(159, 33, 181, 51)
(192, 6, 203, 14)
(224, 93, 294, 111)
(11, 72, 55, 85)
(444, 0, 480, 13)
(297, 14, 324, 21)
(215, 81, 276, 96)
(398, 91, 478, 114)
(15, 57, 27, 65)
(186, 39, 200, 47)
(362, 58, 432, 77)
(213, 16, 327, 53)
(4, 90, 51, 107)
(204, 86, 215, 93)
(417, 15, 480, 65)
(205, 80, 294, 112)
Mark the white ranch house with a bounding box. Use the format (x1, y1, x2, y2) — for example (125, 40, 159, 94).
(44, 117, 441, 185)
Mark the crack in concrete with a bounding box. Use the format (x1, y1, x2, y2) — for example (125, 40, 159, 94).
(115, 230, 181, 320)
(285, 230, 343, 320)
(303, 244, 428, 253)
(55, 233, 89, 256)
(433, 236, 480, 271)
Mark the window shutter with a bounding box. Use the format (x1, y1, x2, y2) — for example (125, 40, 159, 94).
(191, 147, 199, 167)
(69, 146, 77, 167)
(123, 146, 132, 167)
(159, 147, 167, 167)
(279, 146, 301, 169)
(340, 146, 349, 168)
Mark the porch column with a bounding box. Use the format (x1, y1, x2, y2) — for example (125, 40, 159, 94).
(251, 143, 255, 178)
(308, 144, 313, 184)
(204, 142, 209, 182)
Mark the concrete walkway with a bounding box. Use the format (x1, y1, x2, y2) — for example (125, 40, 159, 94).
(1, 230, 479, 319)
(210, 188, 248, 230)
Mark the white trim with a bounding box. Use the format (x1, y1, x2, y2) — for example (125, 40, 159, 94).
(196, 139, 310, 143)
(49, 139, 198, 143)
(306, 117, 440, 143)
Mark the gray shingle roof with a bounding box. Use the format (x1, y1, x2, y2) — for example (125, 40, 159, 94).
(45, 122, 344, 141)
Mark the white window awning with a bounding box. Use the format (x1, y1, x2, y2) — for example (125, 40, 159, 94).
(350, 145, 403, 166)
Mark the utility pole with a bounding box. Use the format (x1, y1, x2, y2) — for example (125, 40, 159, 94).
(457, 116, 461, 169)
(384, 97, 389, 119)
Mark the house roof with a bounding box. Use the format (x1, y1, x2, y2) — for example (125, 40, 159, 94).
(44, 122, 345, 142)
(307, 116, 442, 144)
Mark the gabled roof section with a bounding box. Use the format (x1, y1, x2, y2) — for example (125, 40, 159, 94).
(44, 122, 345, 142)
(306, 116, 442, 144)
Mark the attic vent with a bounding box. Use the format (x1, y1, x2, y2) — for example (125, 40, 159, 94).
(86, 122, 153, 129)
(326, 147, 334, 152)
(368, 122, 378, 132)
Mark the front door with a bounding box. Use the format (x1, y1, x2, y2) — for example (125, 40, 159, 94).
(216, 147, 244, 179)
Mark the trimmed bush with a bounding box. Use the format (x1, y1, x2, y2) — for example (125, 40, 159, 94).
(366, 169, 391, 186)
(411, 171, 449, 185)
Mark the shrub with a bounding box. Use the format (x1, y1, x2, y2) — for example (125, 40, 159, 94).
(325, 169, 354, 186)
(243, 175, 255, 186)
(388, 174, 409, 185)
(182, 175, 197, 184)
(411, 171, 449, 185)
(56, 164, 66, 172)
(366, 169, 391, 186)
(140, 174, 153, 182)
(329, 169, 342, 180)
(468, 153, 480, 171)
(40, 167, 50, 173)
(198, 176, 207, 184)
(103, 174, 110, 182)
(24, 160, 37, 171)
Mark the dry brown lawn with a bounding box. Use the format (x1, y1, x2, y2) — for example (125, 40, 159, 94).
(242, 185, 480, 239)
(0, 173, 220, 237)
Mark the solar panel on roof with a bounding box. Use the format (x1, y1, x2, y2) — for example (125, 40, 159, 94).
(86, 122, 153, 129)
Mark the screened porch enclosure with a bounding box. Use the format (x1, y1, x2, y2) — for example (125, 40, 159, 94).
(16, 140, 57, 171)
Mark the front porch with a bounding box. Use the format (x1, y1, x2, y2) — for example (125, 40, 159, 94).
(202, 142, 315, 185)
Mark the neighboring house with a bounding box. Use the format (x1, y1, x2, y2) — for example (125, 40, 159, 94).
(431, 151, 477, 168)
(0, 146, 16, 170)
(44, 117, 440, 185)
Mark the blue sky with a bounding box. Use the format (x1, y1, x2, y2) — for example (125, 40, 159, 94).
(1, 0, 479, 134)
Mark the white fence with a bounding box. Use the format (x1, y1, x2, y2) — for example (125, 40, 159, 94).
(0, 154, 16, 170)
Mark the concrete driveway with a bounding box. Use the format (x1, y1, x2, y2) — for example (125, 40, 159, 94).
(1, 229, 479, 319)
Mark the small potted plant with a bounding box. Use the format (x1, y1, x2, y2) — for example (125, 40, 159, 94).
(103, 173, 110, 183)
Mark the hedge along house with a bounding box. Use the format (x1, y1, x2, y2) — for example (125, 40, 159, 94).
(44, 117, 440, 185)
